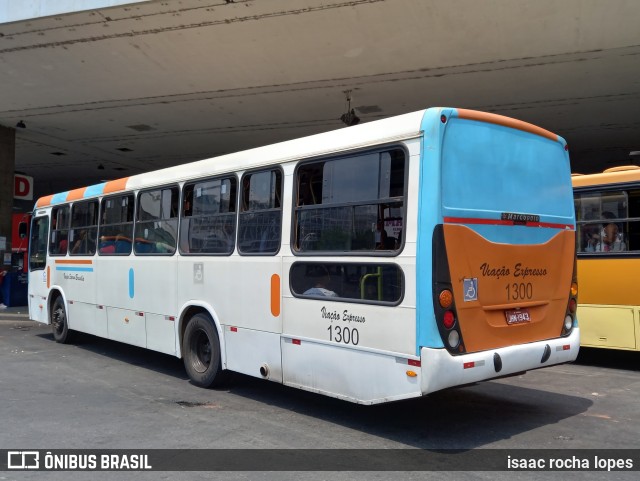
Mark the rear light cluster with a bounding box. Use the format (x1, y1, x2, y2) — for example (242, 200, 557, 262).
(438, 288, 463, 351)
(563, 256, 578, 335)
(432, 225, 466, 355)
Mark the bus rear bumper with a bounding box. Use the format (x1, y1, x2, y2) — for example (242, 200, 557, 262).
(420, 328, 580, 395)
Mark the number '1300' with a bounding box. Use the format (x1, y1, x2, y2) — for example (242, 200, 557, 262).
(505, 282, 533, 301)
(327, 325, 359, 345)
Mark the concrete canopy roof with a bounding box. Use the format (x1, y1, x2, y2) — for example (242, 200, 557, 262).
(1, 0, 639, 198)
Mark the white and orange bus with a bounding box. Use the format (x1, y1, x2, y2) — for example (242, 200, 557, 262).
(573, 165, 640, 351)
(27, 108, 579, 404)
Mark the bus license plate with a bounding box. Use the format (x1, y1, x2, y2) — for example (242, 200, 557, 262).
(505, 309, 531, 325)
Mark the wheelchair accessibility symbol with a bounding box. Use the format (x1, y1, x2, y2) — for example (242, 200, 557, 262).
(194, 263, 204, 284)
(463, 278, 478, 302)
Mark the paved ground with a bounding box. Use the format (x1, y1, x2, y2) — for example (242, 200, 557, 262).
(0, 311, 638, 480)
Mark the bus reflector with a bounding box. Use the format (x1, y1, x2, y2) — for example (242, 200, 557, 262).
(136, 311, 144, 317)
(556, 344, 571, 351)
(406, 370, 417, 377)
(230, 327, 237, 332)
(463, 359, 485, 369)
(438, 289, 453, 309)
(441, 114, 447, 123)
(408, 359, 421, 367)
(292, 339, 301, 345)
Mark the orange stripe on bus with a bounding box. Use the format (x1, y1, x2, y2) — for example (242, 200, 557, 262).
(104, 177, 130, 194)
(271, 274, 281, 317)
(55, 259, 93, 265)
(457, 109, 559, 142)
(47, 265, 50, 288)
(66, 187, 87, 201)
(36, 195, 55, 208)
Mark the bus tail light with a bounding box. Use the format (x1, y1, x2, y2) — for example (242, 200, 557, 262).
(432, 225, 466, 354)
(439, 289, 453, 308)
(562, 260, 578, 336)
(447, 330, 460, 348)
(564, 315, 573, 331)
(443, 310, 455, 329)
(570, 282, 578, 297)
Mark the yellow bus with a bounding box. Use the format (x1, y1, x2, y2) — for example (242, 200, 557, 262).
(573, 165, 640, 350)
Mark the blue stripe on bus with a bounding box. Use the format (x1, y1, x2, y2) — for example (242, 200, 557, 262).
(56, 267, 94, 272)
(128, 268, 134, 299)
(416, 108, 449, 353)
(84, 183, 106, 198)
(51, 192, 69, 205)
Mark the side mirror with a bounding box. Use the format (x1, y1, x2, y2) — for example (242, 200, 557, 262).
(18, 221, 27, 239)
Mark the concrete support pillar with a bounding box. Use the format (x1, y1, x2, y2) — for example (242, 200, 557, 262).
(0, 125, 16, 258)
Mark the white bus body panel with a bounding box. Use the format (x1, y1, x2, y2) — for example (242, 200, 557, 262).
(223, 327, 283, 382)
(177, 257, 282, 335)
(57, 256, 98, 333)
(281, 337, 421, 404)
(28, 272, 49, 324)
(107, 307, 146, 349)
(68, 301, 100, 337)
(146, 313, 176, 356)
(128, 256, 177, 321)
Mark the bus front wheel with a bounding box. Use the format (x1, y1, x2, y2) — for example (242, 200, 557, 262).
(51, 296, 70, 343)
(182, 313, 226, 388)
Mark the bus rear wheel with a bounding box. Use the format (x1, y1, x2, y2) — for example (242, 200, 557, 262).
(51, 296, 70, 343)
(183, 313, 226, 388)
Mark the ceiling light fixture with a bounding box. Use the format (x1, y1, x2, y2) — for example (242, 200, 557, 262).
(16, 120, 26, 129)
(97, 164, 105, 170)
(340, 90, 360, 126)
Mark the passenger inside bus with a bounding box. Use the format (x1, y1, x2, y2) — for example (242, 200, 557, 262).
(58, 237, 68, 254)
(582, 222, 600, 252)
(71, 229, 87, 254)
(304, 265, 338, 297)
(374, 220, 388, 250)
(594, 212, 626, 252)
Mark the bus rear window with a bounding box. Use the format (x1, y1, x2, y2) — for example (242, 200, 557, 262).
(441, 119, 573, 219)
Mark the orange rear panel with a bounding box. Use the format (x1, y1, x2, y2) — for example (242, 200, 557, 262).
(444, 224, 575, 352)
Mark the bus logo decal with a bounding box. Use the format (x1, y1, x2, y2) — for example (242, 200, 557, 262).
(54, 259, 94, 273)
(463, 278, 478, 302)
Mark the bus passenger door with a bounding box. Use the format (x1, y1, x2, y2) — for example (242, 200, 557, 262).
(27, 215, 50, 323)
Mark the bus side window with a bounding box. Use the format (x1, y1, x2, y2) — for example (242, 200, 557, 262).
(49, 205, 70, 256)
(238, 169, 282, 255)
(290, 262, 404, 304)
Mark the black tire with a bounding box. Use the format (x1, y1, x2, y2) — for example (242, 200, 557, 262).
(51, 296, 70, 343)
(182, 313, 227, 388)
